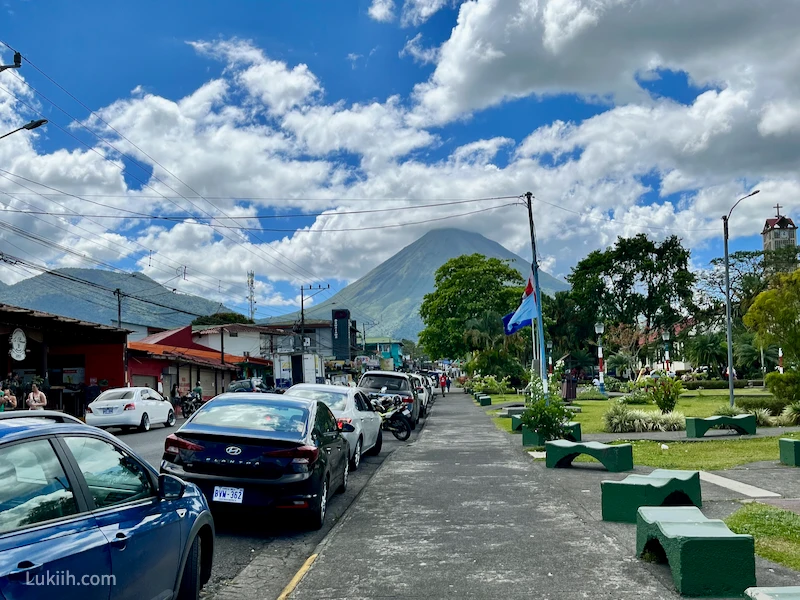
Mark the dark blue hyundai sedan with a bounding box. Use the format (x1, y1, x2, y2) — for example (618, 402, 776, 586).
(0, 411, 214, 600)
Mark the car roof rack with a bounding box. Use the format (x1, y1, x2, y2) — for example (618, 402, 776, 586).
(0, 410, 84, 424)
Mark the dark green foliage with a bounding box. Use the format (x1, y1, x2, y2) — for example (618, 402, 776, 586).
(648, 377, 683, 413)
(192, 312, 253, 325)
(734, 395, 792, 415)
(520, 398, 572, 443)
(682, 380, 747, 390)
(765, 371, 800, 404)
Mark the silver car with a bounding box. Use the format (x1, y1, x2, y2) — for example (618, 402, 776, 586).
(285, 384, 382, 469)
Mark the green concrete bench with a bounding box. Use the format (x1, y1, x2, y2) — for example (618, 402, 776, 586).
(779, 438, 800, 467)
(636, 506, 755, 597)
(511, 414, 523, 431)
(545, 440, 633, 472)
(564, 421, 581, 442)
(746, 587, 800, 599)
(478, 395, 492, 406)
(686, 414, 756, 438)
(601, 469, 701, 523)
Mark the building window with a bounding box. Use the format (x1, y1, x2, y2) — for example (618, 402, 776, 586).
(229, 331, 238, 337)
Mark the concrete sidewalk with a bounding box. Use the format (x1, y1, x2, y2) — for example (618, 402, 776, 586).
(289, 395, 702, 599)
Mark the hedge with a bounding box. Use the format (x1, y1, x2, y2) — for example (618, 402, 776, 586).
(682, 380, 747, 390)
(734, 395, 792, 415)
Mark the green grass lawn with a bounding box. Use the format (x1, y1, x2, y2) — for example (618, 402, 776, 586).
(571, 393, 776, 434)
(726, 502, 800, 571)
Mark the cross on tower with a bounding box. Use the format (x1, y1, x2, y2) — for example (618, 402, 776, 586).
(775, 203, 783, 217)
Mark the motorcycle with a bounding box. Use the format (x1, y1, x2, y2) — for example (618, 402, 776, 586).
(369, 393, 412, 441)
(180, 392, 203, 419)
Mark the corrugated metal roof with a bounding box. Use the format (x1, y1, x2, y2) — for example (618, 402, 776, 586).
(0, 303, 129, 333)
(128, 341, 272, 369)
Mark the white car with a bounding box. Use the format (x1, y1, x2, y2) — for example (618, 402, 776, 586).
(410, 374, 432, 417)
(285, 384, 382, 470)
(86, 387, 176, 432)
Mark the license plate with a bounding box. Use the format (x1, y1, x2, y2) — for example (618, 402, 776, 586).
(102, 408, 114, 415)
(212, 486, 244, 503)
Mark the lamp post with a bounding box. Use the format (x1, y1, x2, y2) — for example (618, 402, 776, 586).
(546, 340, 553, 376)
(595, 322, 605, 394)
(779, 347, 784, 374)
(723, 189, 760, 407)
(0, 119, 48, 141)
(661, 330, 671, 374)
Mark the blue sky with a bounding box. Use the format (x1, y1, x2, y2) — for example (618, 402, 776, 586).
(1, 0, 798, 324)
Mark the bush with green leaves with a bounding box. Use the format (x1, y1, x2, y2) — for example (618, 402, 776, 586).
(748, 408, 775, 427)
(577, 386, 607, 400)
(715, 404, 746, 417)
(603, 376, 624, 393)
(734, 395, 790, 415)
(765, 372, 800, 405)
(620, 383, 652, 405)
(602, 403, 686, 433)
(647, 377, 683, 413)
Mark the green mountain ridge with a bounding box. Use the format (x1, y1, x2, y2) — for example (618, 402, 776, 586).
(0, 268, 230, 328)
(263, 228, 569, 340)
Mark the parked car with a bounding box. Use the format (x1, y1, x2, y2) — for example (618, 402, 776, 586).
(358, 371, 420, 428)
(286, 384, 382, 469)
(160, 393, 351, 529)
(86, 386, 176, 432)
(409, 373, 432, 417)
(227, 378, 274, 393)
(0, 410, 214, 600)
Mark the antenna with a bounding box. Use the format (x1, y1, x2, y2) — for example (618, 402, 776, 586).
(247, 270, 256, 321)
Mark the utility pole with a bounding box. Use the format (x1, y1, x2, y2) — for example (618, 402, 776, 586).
(247, 271, 256, 321)
(220, 326, 225, 365)
(299, 284, 330, 350)
(524, 191, 548, 398)
(114, 289, 122, 328)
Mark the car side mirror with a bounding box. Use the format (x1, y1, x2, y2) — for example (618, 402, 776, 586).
(340, 422, 356, 433)
(158, 473, 187, 500)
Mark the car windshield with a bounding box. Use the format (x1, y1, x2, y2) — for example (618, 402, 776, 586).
(287, 388, 348, 411)
(94, 390, 135, 402)
(360, 375, 408, 391)
(191, 401, 308, 434)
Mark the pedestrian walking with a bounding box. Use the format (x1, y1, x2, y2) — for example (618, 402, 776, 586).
(446, 375, 452, 393)
(439, 374, 447, 397)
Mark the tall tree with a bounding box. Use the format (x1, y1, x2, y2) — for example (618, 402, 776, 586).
(192, 311, 254, 326)
(419, 254, 523, 359)
(568, 234, 696, 336)
(744, 270, 800, 364)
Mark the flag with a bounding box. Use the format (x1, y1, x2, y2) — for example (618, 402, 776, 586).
(503, 269, 538, 335)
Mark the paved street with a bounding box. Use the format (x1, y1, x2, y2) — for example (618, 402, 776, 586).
(120, 399, 436, 599)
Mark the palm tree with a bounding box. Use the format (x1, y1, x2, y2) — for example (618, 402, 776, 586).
(608, 350, 636, 380)
(463, 311, 505, 352)
(734, 331, 778, 376)
(684, 332, 727, 375)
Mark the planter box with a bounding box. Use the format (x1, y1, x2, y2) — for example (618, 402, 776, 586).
(479, 396, 492, 406)
(522, 425, 545, 447)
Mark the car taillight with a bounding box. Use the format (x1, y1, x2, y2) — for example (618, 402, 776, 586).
(266, 445, 320, 465)
(164, 434, 204, 455)
(123, 403, 136, 411)
(401, 396, 413, 404)
(336, 417, 352, 429)
(85, 406, 93, 414)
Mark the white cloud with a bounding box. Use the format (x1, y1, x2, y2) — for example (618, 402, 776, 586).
(401, 0, 449, 26)
(400, 34, 439, 65)
(368, 0, 395, 22)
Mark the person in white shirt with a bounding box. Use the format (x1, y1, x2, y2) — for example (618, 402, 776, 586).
(27, 383, 47, 410)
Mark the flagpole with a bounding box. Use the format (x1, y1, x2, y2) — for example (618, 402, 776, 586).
(525, 192, 548, 402)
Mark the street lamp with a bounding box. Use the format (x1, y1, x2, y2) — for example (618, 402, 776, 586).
(0, 51, 21, 74)
(723, 189, 760, 407)
(661, 330, 671, 374)
(595, 322, 605, 394)
(0, 119, 48, 141)
(546, 339, 553, 376)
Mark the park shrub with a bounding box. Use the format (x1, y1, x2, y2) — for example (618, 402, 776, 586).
(748, 408, 775, 427)
(603, 376, 624, 393)
(683, 380, 747, 390)
(647, 377, 683, 413)
(715, 404, 746, 417)
(619, 386, 652, 405)
(520, 389, 573, 442)
(734, 395, 791, 415)
(602, 403, 686, 433)
(577, 386, 606, 400)
(765, 372, 800, 405)
(780, 402, 800, 426)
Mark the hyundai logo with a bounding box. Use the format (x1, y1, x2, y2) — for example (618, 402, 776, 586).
(225, 446, 242, 456)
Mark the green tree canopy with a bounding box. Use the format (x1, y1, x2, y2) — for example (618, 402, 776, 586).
(567, 234, 696, 335)
(192, 311, 254, 326)
(419, 254, 524, 359)
(744, 270, 800, 363)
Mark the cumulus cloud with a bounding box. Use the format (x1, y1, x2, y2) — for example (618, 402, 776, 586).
(368, 0, 395, 22)
(400, 34, 439, 65)
(401, 0, 450, 26)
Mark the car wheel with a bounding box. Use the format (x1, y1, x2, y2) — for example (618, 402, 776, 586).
(139, 413, 151, 432)
(368, 429, 383, 455)
(309, 477, 328, 530)
(177, 535, 201, 600)
(350, 437, 362, 471)
(420, 404, 426, 418)
(165, 410, 176, 427)
(338, 459, 349, 493)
